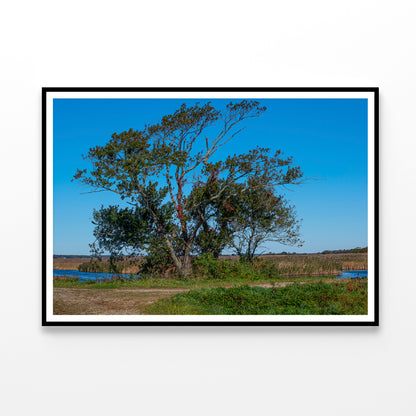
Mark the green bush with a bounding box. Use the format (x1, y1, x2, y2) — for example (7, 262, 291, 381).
(192, 253, 280, 281)
(146, 279, 368, 315)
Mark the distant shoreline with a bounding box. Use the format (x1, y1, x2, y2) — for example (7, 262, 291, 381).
(53, 247, 368, 259)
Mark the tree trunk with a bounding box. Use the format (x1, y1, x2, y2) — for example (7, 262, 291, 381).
(164, 236, 193, 279)
(181, 253, 193, 279)
(164, 236, 182, 271)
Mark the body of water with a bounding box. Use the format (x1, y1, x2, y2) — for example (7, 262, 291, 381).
(53, 269, 140, 282)
(53, 269, 368, 281)
(338, 270, 368, 279)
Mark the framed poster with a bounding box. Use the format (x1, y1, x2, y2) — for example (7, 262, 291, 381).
(43, 88, 378, 326)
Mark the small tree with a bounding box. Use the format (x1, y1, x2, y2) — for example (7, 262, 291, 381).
(74, 100, 303, 278)
(228, 180, 303, 261)
(189, 175, 303, 261)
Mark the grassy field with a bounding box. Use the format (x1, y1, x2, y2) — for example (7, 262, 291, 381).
(146, 279, 368, 315)
(52, 253, 368, 315)
(53, 278, 367, 315)
(53, 275, 338, 289)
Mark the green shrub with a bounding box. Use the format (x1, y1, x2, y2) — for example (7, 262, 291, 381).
(192, 253, 280, 281)
(146, 279, 368, 315)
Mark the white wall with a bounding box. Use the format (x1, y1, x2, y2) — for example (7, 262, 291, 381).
(1, 1, 415, 415)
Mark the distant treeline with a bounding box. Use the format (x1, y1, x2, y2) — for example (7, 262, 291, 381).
(319, 247, 367, 254)
(54, 247, 367, 258)
(262, 247, 368, 255)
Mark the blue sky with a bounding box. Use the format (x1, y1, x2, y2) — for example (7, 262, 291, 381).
(53, 98, 368, 255)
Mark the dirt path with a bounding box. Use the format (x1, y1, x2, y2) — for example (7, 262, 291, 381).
(53, 287, 188, 315)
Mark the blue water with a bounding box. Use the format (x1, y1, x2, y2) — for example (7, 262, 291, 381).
(53, 269, 139, 282)
(338, 270, 368, 279)
(53, 269, 368, 281)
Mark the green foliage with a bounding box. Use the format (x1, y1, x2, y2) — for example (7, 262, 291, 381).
(139, 236, 175, 275)
(89, 205, 153, 258)
(146, 279, 368, 315)
(192, 253, 242, 280)
(192, 253, 282, 281)
(229, 182, 303, 260)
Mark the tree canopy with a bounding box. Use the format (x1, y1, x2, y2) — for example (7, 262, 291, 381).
(74, 100, 304, 277)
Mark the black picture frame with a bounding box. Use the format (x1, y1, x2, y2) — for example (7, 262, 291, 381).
(42, 87, 379, 326)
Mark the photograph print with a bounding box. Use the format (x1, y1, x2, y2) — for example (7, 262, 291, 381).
(43, 88, 378, 325)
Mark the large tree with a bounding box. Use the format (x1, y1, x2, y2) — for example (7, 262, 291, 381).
(74, 100, 303, 278)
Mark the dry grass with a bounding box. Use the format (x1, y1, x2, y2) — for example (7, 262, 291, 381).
(53, 257, 92, 270)
(53, 257, 143, 273)
(218, 253, 367, 276)
(53, 287, 187, 315)
(259, 253, 367, 272)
